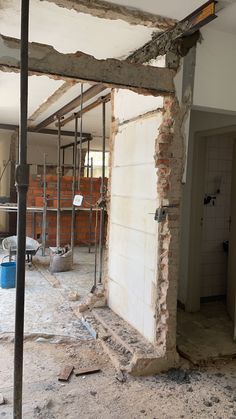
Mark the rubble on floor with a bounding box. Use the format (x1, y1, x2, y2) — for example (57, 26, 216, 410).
(78, 306, 178, 376)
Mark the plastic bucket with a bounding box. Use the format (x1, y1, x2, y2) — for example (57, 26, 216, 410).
(0, 262, 16, 289)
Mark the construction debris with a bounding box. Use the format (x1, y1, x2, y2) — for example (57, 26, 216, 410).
(58, 365, 74, 382)
(49, 246, 72, 273)
(68, 291, 80, 302)
(74, 366, 101, 376)
(0, 393, 5, 405)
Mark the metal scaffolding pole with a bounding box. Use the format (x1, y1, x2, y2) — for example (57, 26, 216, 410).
(13, 1, 29, 417)
(56, 117, 61, 249)
(88, 157, 93, 253)
(78, 83, 84, 190)
(87, 138, 90, 178)
(71, 116, 78, 257)
(42, 153, 47, 256)
(98, 101, 106, 284)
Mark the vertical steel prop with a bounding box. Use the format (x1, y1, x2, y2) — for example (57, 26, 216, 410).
(56, 117, 61, 249)
(42, 153, 47, 256)
(87, 138, 90, 178)
(13, 0, 29, 417)
(89, 157, 93, 253)
(71, 115, 78, 257)
(98, 101, 106, 284)
(78, 83, 84, 190)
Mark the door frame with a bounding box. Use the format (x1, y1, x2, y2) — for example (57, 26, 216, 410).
(184, 125, 236, 313)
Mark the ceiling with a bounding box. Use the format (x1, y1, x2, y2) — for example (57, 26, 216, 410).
(0, 0, 235, 151)
(105, 0, 208, 20)
(105, 0, 236, 34)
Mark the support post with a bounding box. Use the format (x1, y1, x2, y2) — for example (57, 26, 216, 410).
(87, 138, 90, 178)
(88, 157, 93, 253)
(78, 83, 84, 189)
(98, 101, 106, 284)
(56, 117, 61, 248)
(42, 153, 47, 256)
(13, 1, 29, 418)
(71, 116, 78, 258)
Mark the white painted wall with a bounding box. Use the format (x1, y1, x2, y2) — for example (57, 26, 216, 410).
(194, 28, 236, 113)
(108, 89, 162, 342)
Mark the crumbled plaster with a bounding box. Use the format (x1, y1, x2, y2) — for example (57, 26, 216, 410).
(154, 70, 192, 356)
(41, 0, 176, 30)
(128, 26, 200, 64)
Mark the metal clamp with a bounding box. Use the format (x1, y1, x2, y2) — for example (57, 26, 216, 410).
(15, 164, 29, 189)
(154, 204, 179, 223)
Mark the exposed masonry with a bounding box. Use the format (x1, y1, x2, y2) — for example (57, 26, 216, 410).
(155, 95, 185, 358)
(42, 0, 176, 30)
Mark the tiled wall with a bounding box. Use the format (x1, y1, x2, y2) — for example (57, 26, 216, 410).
(201, 136, 234, 298)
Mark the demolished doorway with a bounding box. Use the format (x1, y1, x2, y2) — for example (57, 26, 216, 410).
(178, 123, 236, 363)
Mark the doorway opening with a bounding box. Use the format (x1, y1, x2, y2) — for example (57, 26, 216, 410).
(178, 127, 236, 363)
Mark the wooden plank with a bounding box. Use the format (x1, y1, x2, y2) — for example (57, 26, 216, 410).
(74, 366, 101, 376)
(58, 364, 74, 381)
(0, 34, 175, 96)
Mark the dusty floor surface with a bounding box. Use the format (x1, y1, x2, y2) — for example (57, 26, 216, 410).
(1, 339, 236, 418)
(1, 246, 236, 418)
(177, 301, 236, 363)
(0, 247, 94, 339)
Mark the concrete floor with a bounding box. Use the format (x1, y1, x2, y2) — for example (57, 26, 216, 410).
(177, 301, 236, 364)
(0, 246, 94, 340)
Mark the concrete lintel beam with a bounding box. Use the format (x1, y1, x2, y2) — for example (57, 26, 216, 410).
(0, 34, 175, 96)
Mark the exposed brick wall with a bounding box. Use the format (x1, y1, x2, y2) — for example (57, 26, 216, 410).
(26, 175, 107, 246)
(155, 95, 185, 357)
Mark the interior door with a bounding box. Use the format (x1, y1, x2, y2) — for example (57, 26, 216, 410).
(227, 139, 236, 338)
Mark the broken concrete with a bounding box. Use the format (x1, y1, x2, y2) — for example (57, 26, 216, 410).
(80, 307, 179, 376)
(43, 0, 176, 30)
(128, 27, 200, 64)
(0, 34, 175, 96)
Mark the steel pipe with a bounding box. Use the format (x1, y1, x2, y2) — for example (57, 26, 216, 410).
(71, 116, 78, 257)
(98, 101, 106, 284)
(13, 1, 30, 417)
(56, 117, 61, 248)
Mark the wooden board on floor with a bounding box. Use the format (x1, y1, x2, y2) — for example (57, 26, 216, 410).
(58, 365, 74, 381)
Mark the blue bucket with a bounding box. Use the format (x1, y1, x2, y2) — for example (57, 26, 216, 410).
(0, 262, 16, 289)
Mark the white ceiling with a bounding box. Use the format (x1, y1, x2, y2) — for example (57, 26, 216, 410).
(106, 0, 236, 34)
(105, 0, 207, 20)
(0, 0, 236, 150)
(0, 0, 154, 58)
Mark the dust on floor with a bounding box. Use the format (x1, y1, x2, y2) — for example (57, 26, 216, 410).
(0, 246, 94, 339)
(1, 339, 236, 418)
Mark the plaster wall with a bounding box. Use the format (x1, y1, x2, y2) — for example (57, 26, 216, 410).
(108, 89, 162, 342)
(193, 28, 236, 113)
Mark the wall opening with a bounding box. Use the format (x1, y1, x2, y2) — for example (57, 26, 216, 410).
(178, 126, 236, 363)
